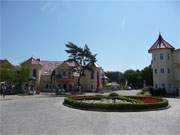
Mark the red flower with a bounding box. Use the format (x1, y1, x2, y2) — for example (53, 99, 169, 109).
(142, 98, 161, 103)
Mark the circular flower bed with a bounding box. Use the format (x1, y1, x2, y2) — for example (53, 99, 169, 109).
(63, 94, 169, 112)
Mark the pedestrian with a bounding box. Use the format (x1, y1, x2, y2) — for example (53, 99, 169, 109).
(1, 83, 6, 99)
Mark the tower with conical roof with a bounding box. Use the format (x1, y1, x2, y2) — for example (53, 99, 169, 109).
(148, 34, 176, 94)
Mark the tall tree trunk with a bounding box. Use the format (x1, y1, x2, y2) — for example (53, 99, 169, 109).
(77, 72, 82, 93)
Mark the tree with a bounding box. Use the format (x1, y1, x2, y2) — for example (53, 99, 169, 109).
(0, 60, 15, 82)
(105, 71, 126, 84)
(141, 65, 153, 86)
(16, 65, 31, 84)
(0, 61, 31, 94)
(14, 65, 31, 93)
(106, 66, 153, 89)
(65, 42, 97, 93)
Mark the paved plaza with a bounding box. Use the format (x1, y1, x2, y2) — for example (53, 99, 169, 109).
(0, 90, 180, 135)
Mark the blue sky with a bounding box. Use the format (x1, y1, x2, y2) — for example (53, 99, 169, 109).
(1, 0, 180, 72)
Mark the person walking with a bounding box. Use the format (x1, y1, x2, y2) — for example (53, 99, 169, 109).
(1, 83, 6, 99)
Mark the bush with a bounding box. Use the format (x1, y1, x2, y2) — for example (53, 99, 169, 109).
(108, 92, 119, 98)
(142, 87, 154, 92)
(141, 87, 168, 96)
(150, 88, 167, 96)
(137, 89, 151, 97)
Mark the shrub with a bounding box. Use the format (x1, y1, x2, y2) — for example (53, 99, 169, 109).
(150, 88, 167, 96)
(137, 89, 151, 97)
(108, 92, 119, 98)
(141, 87, 168, 96)
(108, 93, 119, 103)
(142, 87, 154, 92)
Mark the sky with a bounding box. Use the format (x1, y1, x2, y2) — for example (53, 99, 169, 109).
(1, 0, 180, 72)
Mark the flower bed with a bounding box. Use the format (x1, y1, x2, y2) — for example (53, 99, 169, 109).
(126, 96, 161, 103)
(63, 95, 169, 112)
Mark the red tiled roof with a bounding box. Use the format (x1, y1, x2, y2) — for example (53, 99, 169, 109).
(21, 57, 103, 76)
(40, 60, 63, 75)
(148, 34, 175, 52)
(22, 57, 42, 65)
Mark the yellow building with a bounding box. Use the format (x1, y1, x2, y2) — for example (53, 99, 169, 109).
(53, 62, 104, 92)
(149, 34, 180, 94)
(22, 57, 105, 93)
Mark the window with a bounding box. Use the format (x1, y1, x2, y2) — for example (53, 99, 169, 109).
(82, 71, 85, 76)
(154, 54, 156, 61)
(57, 72, 62, 79)
(33, 69, 37, 77)
(68, 71, 71, 78)
(155, 84, 158, 88)
(91, 71, 94, 79)
(63, 71, 66, 76)
(167, 54, 170, 60)
(167, 68, 170, 74)
(160, 68, 164, 74)
(168, 84, 171, 89)
(91, 84, 93, 90)
(162, 83, 165, 88)
(160, 53, 164, 60)
(154, 69, 157, 74)
(58, 84, 61, 88)
(52, 70, 55, 76)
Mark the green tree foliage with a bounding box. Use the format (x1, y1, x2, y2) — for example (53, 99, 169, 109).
(16, 65, 31, 83)
(124, 69, 143, 89)
(141, 65, 153, 86)
(65, 42, 97, 92)
(105, 71, 125, 84)
(105, 65, 153, 89)
(0, 61, 30, 94)
(0, 60, 31, 84)
(14, 65, 31, 93)
(0, 60, 15, 82)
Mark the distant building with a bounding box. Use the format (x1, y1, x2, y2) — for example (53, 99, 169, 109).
(148, 34, 180, 94)
(21, 57, 105, 92)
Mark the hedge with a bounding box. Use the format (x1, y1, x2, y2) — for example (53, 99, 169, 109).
(63, 95, 169, 112)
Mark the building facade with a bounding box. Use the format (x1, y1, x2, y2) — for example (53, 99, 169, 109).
(148, 34, 180, 94)
(21, 57, 105, 93)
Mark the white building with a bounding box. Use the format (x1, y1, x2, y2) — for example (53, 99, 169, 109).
(148, 34, 180, 94)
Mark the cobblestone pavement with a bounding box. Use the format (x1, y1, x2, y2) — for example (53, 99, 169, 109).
(0, 90, 180, 135)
